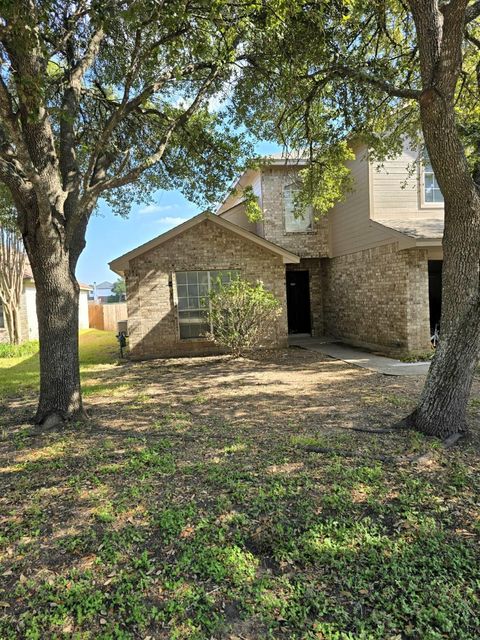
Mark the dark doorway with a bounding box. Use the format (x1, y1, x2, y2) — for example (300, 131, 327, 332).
(428, 260, 442, 332)
(286, 270, 311, 334)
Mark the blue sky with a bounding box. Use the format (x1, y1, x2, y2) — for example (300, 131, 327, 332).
(77, 140, 280, 286)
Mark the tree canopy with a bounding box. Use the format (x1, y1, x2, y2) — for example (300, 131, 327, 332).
(0, 0, 267, 423)
(0, 0, 260, 233)
(231, 0, 480, 438)
(232, 0, 480, 206)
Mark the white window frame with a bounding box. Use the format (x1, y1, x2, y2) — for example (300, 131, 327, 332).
(283, 183, 313, 233)
(175, 270, 239, 340)
(420, 152, 444, 208)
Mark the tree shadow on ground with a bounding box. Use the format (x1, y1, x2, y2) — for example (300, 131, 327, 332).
(1, 348, 480, 638)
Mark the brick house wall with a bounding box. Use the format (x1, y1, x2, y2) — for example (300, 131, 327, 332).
(125, 218, 289, 359)
(261, 166, 329, 258)
(322, 243, 431, 355)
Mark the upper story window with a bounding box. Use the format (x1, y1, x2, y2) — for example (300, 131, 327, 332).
(283, 184, 313, 232)
(423, 154, 444, 204)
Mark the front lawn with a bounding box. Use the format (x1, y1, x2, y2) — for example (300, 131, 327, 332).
(0, 349, 479, 639)
(0, 329, 118, 400)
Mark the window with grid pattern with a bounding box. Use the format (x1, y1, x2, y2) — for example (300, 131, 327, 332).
(424, 156, 444, 204)
(283, 184, 313, 232)
(176, 270, 239, 339)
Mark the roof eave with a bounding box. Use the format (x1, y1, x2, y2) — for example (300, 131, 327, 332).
(369, 220, 443, 247)
(109, 211, 300, 273)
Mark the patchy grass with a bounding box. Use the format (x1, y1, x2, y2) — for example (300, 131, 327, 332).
(0, 349, 479, 639)
(0, 329, 118, 400)
(400, 351, 434, 363)
(0, 340, 39, 359)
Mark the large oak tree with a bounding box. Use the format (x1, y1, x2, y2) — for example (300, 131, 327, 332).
(0, 0, 255, 426)
(234, 0, 480, 438)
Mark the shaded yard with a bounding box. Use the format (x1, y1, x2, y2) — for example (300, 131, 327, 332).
(0, 335, 479, 639)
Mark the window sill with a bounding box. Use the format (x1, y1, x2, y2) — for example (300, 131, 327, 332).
(419, 202, 444, 210)
(283, 230, 317, 235)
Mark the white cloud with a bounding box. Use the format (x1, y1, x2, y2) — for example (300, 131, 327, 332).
(138, 203, 177, 215)
(157, 216, 188, 226)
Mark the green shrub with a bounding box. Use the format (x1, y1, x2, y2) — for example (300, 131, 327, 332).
(0, 340, 39, 359)
(207, 277, 281, 357)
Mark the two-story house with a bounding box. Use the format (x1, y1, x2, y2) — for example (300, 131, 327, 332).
(110, 142, 444, 359)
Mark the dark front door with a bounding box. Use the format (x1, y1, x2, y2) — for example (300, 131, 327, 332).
(286, 270, 311, 334)
(428, 260, 442, 332)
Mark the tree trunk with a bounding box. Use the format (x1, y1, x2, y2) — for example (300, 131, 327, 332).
(3, 303, 21, 344)
(405, 86, 480, 437)
(30, 246, 85, 426)
(407, 297, 480, 437)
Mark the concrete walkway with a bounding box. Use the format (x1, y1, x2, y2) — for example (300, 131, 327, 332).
(288, 336, 431, 376)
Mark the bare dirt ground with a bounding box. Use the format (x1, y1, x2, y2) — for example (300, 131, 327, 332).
(1, 348, 479, 639)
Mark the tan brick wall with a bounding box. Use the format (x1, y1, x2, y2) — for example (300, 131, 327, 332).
(125, 219, 288, 359)
(260, 167, 329, 258)
(322, 243, 431, 355)
(286, 258, 323, 336)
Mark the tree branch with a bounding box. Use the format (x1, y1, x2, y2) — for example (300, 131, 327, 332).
(82, 61, 217, 192)
(69, 28, 104, 91)
(69, 65, 222, 242)
(106, 73, 219, 191)
(465, 0, 480, 22)
(307, 65, 421, 99)
(60, 26, 104, 213)
(0, 77, 32, 174)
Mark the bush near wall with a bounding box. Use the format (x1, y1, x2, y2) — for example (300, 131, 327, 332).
(207, 278, 281, 357)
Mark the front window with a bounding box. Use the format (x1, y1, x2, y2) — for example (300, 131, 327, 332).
(283, 184, 313, 232)
(423, 155, 444, 204)
(176, 270, 238, 339)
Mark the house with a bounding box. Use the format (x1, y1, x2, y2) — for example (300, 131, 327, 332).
(91, 281, 114, 303)
(0, 265, 91, 343)
(110, 141, 444, 359)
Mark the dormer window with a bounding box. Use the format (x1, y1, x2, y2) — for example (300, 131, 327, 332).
(283, 184, 313, 232)
(423, 153, 444, 204)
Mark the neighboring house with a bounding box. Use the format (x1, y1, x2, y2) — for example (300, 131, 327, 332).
(0, 265, 91, 343)
(91, 281, 114, 303)
(110, 141, 444, 359)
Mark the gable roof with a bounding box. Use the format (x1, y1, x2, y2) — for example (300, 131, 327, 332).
(375, 217, 444, 240)
(217, 154, 309, 216)
(109, 211, 300, 275)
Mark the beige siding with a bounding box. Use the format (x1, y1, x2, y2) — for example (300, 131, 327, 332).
(217, 170, 262, 214)
(328, 145, 394, 257)
(219, 202, 257, 233)
(371, 142, 445, 221)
